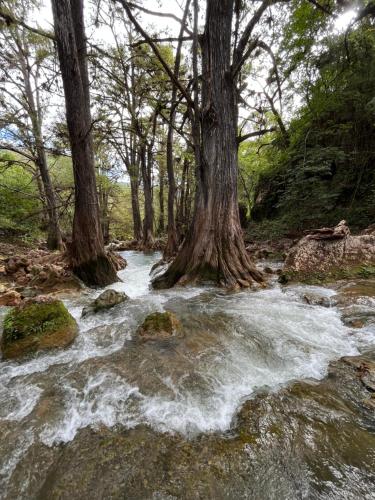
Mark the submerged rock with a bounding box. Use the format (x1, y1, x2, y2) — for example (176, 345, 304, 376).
(136, 311, 181, 341)
(342, 356, 375, 392)
(281, 221, 375, 284)
(302, 293, 334, 307)
(1, 299, 77, 359)
(82, 289, 128, 317)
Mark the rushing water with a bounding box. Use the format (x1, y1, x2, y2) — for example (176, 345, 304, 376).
(0, 251, 375, 499)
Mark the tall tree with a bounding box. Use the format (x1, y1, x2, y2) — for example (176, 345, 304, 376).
(51, 0, 117, 286)
(163, 0, 192, 257)
(0, 1, 63, 249)
(152, 0, 263, 288)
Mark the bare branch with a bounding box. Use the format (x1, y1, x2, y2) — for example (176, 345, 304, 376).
(125, 2, 193, 36)
(0, 8, 55, 40)
(114, 0, 194, 109)
(237, 128, 276, 144)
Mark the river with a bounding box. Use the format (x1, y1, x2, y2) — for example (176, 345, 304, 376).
(0, 251, 374, 499)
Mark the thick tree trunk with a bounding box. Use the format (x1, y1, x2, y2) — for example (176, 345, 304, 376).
(51, 0, 117, 286)
(153, 0, 263, 289)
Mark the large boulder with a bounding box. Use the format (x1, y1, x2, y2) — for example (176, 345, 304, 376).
(1, 299, 77, 360)
(136, 311, 181, 342)
(281, 221, 375, 283)
(82, 289, 128, 317)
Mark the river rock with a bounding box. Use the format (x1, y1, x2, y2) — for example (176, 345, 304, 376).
(1, 299, 77, 359)
(136, 311, 181, 341)
(82, 289, 129, 317)
(302, 293, 333, 307)
(341, 356, 375, 392)
(0, 290, 22, 307)
(281, 221, 375, 283)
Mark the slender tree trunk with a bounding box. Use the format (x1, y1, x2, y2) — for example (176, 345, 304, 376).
(129, 170, 143, 241)
(35, 150, 64, 250)
(99, 188, 110, 244)
(51, 0, 117, 286)
(158, 162, 165, 234)
(140, 142, 154, 248)
(164, 0, 191, 258)
(19, 50, 63, 250)
(153, 0, 263, 289)
(164, 120, 178, 256)
(176, 157, 189, 240)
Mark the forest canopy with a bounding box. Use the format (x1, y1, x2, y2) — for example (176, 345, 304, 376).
(0, 0, 374, 286)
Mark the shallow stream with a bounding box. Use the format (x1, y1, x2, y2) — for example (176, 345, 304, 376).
(1, 251, 375, 499)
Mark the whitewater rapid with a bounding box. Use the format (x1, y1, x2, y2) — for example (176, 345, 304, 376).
(0, 251, 374, 492)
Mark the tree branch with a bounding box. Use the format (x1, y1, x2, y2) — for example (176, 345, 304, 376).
(131, 36, 193, 48)
(0, 9, 55, 40)
(114, 0, 194, 109)
(237, 128, 276, 144)
(125, 2, 193, 36)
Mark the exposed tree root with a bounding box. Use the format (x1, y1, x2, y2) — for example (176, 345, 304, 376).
(152, 230, 263, 289)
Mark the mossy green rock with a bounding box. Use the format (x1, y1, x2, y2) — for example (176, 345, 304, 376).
(1, 300, 78, 360)
(137, 311, 181, 341)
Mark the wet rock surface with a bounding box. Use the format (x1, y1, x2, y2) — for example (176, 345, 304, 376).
(11, 352, 375, 500)
(282, 221, 375, 283)
(1, 299, 77, 360)
(81, 289, 129, 317)
(136, 311, 182, 342)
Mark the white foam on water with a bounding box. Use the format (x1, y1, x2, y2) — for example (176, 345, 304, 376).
(0, 250, 374, 469)
(0, 428, 34, 492)
(40, 371, 141, 446)
(137, 287, 361, 435)
(0, 382, 42, 421)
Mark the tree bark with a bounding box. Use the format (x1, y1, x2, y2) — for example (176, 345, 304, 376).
(129, 171, 143, 241)
(176, 156, 189, 240)
(51, 0, 117, 286)
(163, 0, 191, 258)
(158, 161, 165, 234)
(140, 141, 154, 248)
(153, 0, 263, 289)
(17, 36, 63, 251)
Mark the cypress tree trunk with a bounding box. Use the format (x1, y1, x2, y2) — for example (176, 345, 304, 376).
(18, 42, 63, 251)
(164, 121, 178, 256)
(51, 0, 117, 286)
(35, 150, 64, 251)
(158, 161, 165, 234)
(129, 172, 143, 241)
(164, 0, 191, 257)
(153, 0, 263, 289)
(140, 142, 154, 248)
(176, 157, 189, 241)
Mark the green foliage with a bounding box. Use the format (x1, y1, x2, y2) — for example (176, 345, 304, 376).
(249, 24, 375, 238)
(0, 155, 42, 240)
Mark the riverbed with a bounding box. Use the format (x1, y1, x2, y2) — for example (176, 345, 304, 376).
(0, 251, 374, 499)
